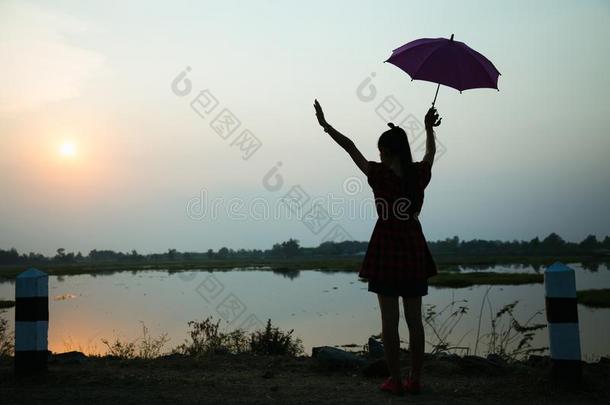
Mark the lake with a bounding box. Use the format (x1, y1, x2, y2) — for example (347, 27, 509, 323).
(1, 262, 608, 361)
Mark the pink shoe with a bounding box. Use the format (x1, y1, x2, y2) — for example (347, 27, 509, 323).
(402, 376, 422, 394)
(379, 377, 405, 395)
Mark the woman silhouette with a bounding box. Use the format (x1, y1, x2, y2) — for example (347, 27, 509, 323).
(313, 99, 441, 396)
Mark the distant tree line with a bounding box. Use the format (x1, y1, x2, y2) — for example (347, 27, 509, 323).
(0, 233, 609, 266)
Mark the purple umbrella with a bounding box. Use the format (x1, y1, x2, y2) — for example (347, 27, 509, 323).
(385, 34, 500, 106)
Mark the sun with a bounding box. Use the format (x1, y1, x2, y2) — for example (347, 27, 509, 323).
(59, 141, 77, 157)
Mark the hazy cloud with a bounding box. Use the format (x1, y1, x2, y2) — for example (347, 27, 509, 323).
(0, 1, 105, 113)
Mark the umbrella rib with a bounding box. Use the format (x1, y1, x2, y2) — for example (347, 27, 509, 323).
(461, 46, 501, 88)
(410, 41, 451, 83)
(415, 41, 469, 91)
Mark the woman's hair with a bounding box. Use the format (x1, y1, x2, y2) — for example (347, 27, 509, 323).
(377, 123, 423, 215)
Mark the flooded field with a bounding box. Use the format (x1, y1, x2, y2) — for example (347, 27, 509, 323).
(0, 263, 608, 361)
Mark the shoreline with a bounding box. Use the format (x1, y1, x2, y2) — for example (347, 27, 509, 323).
(0, 350, 608, 404)
(0, 255, 605, 279)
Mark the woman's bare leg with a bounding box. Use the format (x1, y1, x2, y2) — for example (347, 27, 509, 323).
(377, 294, 401, 382)
(403, 296, 424, 381)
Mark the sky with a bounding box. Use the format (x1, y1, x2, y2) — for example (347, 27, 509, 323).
(1, 0, 609, 255)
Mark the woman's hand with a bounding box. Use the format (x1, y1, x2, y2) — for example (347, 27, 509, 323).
(425, 107, 442, 130)
(314, 99, 330, 130)
(313, 99, 368, 175)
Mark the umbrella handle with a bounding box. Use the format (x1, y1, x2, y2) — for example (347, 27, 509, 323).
(432, 83, 440, 107)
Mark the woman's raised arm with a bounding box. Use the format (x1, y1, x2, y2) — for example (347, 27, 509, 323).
(314, 99, 368, 176)
(423, 107, 442, 166)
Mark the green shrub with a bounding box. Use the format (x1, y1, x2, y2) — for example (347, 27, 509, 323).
(0, 310, 14, 357)
(174, 316, 249, 356)
(249, 319, 303, 356)
(175, 317, 303, 357)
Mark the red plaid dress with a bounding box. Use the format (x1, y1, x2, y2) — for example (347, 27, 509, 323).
(358, 160, 438, 284)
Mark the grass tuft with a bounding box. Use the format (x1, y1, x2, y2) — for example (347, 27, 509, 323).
(577, 289, 610, 308)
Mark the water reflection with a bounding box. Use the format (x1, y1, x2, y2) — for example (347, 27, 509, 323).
(457, 261, 610, 274)
(0, 263, 608, 361)
(271, 268, 301, 279)
(581, 261, 600, 272)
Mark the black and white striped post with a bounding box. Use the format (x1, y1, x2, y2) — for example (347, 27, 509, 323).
(15, 268, 49, 374)
(544, 262, 582, 383)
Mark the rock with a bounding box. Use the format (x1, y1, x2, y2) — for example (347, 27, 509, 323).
(367, 337, 384, 359)
(52, 351, 87, 364)
(598, 356, 610, 364)
(311, 346, 366, 369)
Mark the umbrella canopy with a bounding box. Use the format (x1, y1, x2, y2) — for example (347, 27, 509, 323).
(385, 34, 500, 104)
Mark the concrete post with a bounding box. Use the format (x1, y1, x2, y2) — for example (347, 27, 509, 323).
(15, 268, 48, 374)
(544, 262, 582, 383)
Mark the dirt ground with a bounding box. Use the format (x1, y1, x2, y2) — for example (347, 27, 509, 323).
(0, 352, 608, 404)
